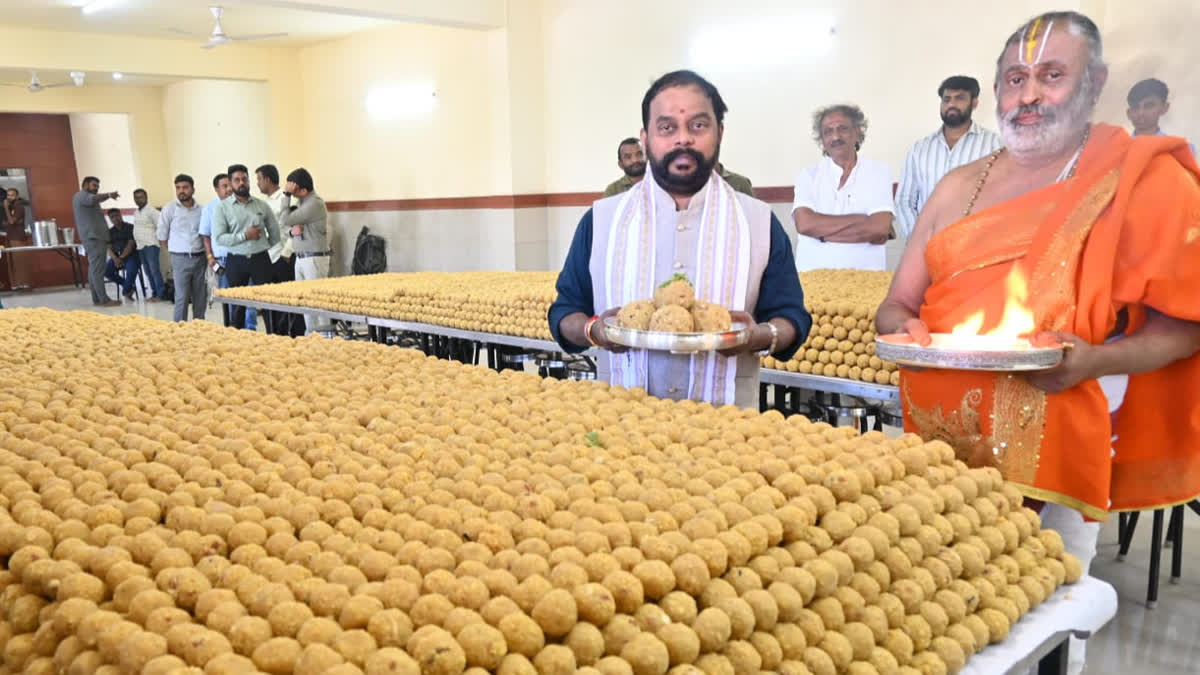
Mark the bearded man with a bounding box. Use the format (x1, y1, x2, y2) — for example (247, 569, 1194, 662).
(894, 75, 1003, 237)
(550, 70, 811, 408)
(877, 13, 1200, 670)
(603, 138, 648, 197)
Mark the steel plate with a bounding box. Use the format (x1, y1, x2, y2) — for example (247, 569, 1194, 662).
(605, 317, 751, 354)
(875, 333, 1063, 371)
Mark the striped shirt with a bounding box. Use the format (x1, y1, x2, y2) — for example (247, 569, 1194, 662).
(894, 122, 1002, 237)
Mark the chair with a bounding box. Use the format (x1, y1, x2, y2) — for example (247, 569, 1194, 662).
(109, 258, 148, 300)
(1115, 500, 1200, 608)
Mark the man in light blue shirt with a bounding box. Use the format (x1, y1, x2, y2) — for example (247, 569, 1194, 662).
(199, 172, 255, 329)
(210, 163, 280, 331)
(156, 174, 206, 322)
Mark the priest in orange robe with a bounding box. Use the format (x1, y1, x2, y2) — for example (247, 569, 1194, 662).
(878, 11, 1200, 660)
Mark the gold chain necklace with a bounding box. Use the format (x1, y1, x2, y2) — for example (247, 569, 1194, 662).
(962, 126, 1090, 217)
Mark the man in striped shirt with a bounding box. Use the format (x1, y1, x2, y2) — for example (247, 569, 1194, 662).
(894, 76, 1002, 237)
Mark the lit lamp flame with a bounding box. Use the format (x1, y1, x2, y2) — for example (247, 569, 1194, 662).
(951, 268, 1036, 338)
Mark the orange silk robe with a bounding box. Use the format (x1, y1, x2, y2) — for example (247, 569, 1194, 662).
(901, 123, 1200, 520)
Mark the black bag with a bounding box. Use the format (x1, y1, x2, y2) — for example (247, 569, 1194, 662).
(352, 226, 387, 275)
(161, 278, 175, 303)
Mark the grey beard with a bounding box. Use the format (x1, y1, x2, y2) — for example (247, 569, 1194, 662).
(997, 71, 1097, 163)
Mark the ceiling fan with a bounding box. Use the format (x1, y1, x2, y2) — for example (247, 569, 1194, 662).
(0, 71, 85, 93)
(169, 6, 288, 49)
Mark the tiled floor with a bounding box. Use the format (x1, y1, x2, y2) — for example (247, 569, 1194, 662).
(3, 286, 1199, 674)
(1, 285, 255, 328)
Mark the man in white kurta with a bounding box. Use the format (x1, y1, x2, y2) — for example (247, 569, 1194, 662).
(791, 104, 895, 272)
(549, 70, 811, 408)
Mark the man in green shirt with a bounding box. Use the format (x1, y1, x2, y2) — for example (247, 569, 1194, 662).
(211, 163, 281, 331)
(602, 137, 647, 197)
(717, 163, 755, 197)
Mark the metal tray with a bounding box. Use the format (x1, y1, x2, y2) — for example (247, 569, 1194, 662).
(875, 333, 1064, 371)
(605, 317, 751, 354)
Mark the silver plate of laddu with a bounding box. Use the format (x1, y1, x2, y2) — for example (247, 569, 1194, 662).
(875, 333, 1064, 371)
(605, 317, 752, 354)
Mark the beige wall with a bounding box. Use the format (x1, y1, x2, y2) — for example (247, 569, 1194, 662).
(0, 24, 304, 200)
(3, 2, 1196, 281)
(162, 79, 276, 201)
(538, 0, 1086, 193)
(68, 112, 140, 209)
(0, 84, 168, 209)
(297, 22, 505, 201)
(1088, 0, 1199, 146)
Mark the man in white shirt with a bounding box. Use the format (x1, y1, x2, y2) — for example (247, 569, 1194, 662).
(131, 188, 165, 302)
(792, 104, 894, 272)
(894, 76, 1003, 237)
(256, 163, 303, 337)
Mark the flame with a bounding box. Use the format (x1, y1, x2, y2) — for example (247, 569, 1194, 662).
(951, 268, 1036, 337)
(951, 311, 984, 336)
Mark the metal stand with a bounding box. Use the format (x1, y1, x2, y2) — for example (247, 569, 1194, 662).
(1036, 639, 1068, 675)
(1115, 500, 1199, 608)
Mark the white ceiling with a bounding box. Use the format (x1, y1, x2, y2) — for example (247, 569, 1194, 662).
(0, 0, 418, 46)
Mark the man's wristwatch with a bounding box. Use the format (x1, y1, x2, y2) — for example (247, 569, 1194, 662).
(757, 322, 779, 356)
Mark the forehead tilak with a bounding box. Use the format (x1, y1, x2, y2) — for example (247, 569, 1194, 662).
(1019, 17, 1055, 66)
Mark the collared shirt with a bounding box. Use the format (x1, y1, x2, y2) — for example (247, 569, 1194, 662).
(157, 199, 205, 254)
(719, 167, 755, 197)
(198, 198, 226, 258)
(894, 122, 1002, 236)
(108, 220, 137, 257)
(72, 190, 109, 243)
(1132, 128, 1197, 156)
(263, 187, 294, 262)
(279, 192, 329, 255)
(603, 175, 640, 197)
(548, 209, 811, 364)
(211, 195, 281, 257)
(132, 204, 161, 249)
(792, 155, 894, 272)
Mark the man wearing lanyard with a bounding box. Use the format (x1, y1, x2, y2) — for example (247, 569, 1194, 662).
(210, 164, 280, 331)
(279, 167, 330, 335)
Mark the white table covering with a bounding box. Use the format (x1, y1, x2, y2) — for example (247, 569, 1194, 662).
(962, 575, 1118, 675)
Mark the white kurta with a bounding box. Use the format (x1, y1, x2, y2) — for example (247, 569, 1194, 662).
(791, 155, 894, 272)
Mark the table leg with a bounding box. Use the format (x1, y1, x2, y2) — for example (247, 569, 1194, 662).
(1037, 638, 1068, 675)
(59, 248, 83, 288)
(1147, 509, 1164, 608)
(1169, 505, 1183, 584)
(1117, 512, 1139, 561)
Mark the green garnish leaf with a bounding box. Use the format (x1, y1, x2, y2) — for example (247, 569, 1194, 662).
(658, 273, 691, 289)
(584, 432, 604, 447)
